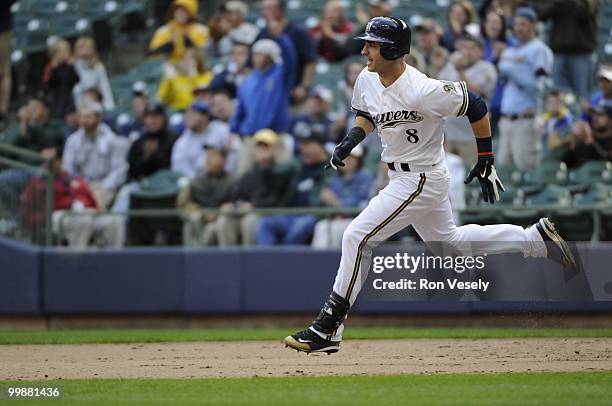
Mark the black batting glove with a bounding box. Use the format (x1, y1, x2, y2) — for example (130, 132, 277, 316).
(464, 155, 505, 204)
(325, 137, 356, 170)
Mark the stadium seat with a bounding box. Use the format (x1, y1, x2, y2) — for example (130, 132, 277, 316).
(524, 185, 572, 208)
(459, 210, 499, 226)
(499, 209, 541, 228)
(552, 209, 595, 241)
(599, 207, 612, 241)
(568, 161, 612, 189)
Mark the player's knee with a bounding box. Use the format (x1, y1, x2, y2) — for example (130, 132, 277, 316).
(342, 223, 365, 247)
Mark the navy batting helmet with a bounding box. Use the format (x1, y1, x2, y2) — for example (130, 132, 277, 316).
(355, 16, 412, 60)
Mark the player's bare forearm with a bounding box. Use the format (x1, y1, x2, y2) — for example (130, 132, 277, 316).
(354, 115, 375, 136)
(470, 113, 491, 139)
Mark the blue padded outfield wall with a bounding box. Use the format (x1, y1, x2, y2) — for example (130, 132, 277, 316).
(0, 237, 611, 315)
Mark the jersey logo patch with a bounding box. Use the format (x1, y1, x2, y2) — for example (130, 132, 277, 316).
(441, 81, 457, 94)
(374, 110, 424, 129)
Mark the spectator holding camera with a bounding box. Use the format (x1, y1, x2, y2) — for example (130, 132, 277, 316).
(13, 96, 65, 155)
(309, 0, 355, 62)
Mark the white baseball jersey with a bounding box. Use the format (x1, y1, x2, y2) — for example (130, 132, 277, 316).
(351, 64, 469, 166)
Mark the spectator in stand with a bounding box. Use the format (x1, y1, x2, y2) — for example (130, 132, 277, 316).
(290, 85, 334, 147)
(535, 0, 599, 100)
(73, 36, 115, 111)
(231, 35, 297, 175)
(209, 30, 253, 98)
(332, 60, 365, 140)
(149, 0, 209, 64)
(348, 0, 392, 54)
(444, 141, 466, 225)
(255, 130, 329, 245)
(309, 0, 355, 62)
(21, 150, 125, 248)
(0, 0, 15, 125)
(497, 7, 553, 170)
(257, 0, 316, 104)
(213, 1, 259, 58)
(543, 90, 574, 161)
(218, 129, 295, 245)
(178, 144, 235, 246)
(582, 65, 612, 124)
(414, 19, 444, 76)
(441, 0, 478, 52)
(311, 144, 372, 248)
(62, 101, 129, 208)
(439, 34, 497, 166)
(171, 101, 233, 180)
(210, 89, 235, 124)
(44, 39, 80, 121)
(480, 9, 511, 125)
(118, 81, 149, 141)
(565, 99, 612, 167)
(157, 49, 213, 111)
(13, 97, 65, 155)
(128, 101, 177, 181)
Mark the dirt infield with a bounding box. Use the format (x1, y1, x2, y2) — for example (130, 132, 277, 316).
(2, 338, 612, 380)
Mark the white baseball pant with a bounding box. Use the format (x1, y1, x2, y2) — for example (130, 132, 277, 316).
(322, 166, 546, 341)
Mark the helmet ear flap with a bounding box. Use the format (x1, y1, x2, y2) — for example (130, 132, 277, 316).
(380, 44, 401, 60)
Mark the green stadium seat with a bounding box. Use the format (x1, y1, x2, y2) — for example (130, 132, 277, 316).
(568, 161, 612, 190)
(552, 209, 595, 241)
(459, 210, 500, 226)
(599, 208, 612, 241)
(499, 209, 541, 228)
(524, 185, 571, 208)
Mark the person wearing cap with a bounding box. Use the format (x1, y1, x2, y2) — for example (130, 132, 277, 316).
(210, 89, 235, 124)
(289, 85, 334, 145)
(497, 7, 553, 170)
(414, 18, 445, 76)
(312, 144, 373, 248)
(149, 0, 209, 64)
(171, 100, 233, 180)
(21, 148, 126, 248)
(438, 34, 497, 166)
(62, 101, 129, 208)
(309, 0, 355, 62)
(157, 48, 213, 111)
(535, 0, 600, 100)
(128, 101, 177, 181)
(216, 128, 296, 245)
(348, 0, 392, 55)
(178, 143, 235, 246)
(565, 99, 612, 167)
(118, 81, 149, 139)
(257, 0, 316, 103)
(209, 33, 252, 98)
(13, 96, 65, 156)
(213, 0, 259, 58)
(581, 65, 612, 124)
(255, 129, 329, 246)
(230, 32, 297, 175)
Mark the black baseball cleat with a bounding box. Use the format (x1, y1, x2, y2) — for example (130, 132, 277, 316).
(536, 217, 577, 271)
(282, 328, 340, 354)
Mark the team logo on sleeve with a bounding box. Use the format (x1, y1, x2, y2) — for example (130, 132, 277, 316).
(441, 81, 457, 94)
(374, 110, 423, 129)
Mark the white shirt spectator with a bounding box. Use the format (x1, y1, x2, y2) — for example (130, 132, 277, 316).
(171, 120, 234, 179)
(73, 59, 116, 111)
(63, 122, 128, 196)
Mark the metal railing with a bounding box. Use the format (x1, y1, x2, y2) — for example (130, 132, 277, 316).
(0, 143, 54, 246)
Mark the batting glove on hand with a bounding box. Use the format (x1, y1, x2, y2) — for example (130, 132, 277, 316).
(464, 156, 505, 204)
(325, 137, 356, 170)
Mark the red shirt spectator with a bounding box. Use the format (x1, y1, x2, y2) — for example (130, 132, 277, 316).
(309, 1, 355, 62)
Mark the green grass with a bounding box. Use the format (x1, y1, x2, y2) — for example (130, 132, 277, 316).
(1, 372, 611, 405)
(1, 327, 612, 345)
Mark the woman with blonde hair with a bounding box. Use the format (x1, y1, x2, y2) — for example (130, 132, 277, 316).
(157, 49, 213, 111)
(149, 0, 209, 64)
(73, 36, 115, 111)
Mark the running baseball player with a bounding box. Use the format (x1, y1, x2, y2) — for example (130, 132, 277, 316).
(282, 16, 576, 354)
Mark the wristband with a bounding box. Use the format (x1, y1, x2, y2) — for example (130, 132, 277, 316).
(475, 137, 493, 158)
(347, 127, 366, 146)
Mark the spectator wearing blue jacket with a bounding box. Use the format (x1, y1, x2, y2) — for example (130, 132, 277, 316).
(231, 31, 297, 175)
(311, 144, 373, 248)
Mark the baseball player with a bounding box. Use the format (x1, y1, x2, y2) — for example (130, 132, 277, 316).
(283, 17, 577, 355)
